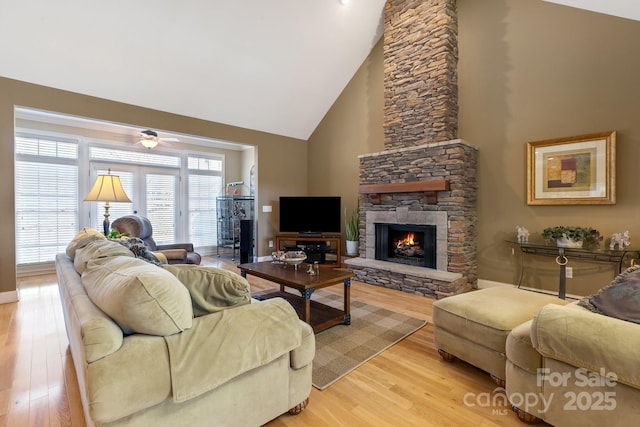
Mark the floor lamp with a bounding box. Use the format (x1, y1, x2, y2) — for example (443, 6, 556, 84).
(84, 170, 131, 235)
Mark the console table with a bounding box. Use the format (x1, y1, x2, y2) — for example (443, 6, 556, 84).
(507, 240, 640, 299)
(276, 235, 341, 267)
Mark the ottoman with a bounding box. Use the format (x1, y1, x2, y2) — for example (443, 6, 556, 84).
(432, 287, 567, 385)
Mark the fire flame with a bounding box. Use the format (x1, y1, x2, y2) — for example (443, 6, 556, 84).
(396, 233, 415, 247)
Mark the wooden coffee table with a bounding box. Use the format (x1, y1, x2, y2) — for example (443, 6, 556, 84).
(238, 261, 354, 333)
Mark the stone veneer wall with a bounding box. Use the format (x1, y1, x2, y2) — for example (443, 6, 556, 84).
(352, 139, 478, 296)
(346, 0, 475, 299)
(383, 0, 458, 150)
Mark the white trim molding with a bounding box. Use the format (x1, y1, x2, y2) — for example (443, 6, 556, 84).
(0, 290, 19, 304)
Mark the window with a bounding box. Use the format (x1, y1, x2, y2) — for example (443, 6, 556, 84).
(15, 136, 78, 264)
(15, 132, 227, 267)
(188, 155, 224, 249)
(146, 173, 177, 244)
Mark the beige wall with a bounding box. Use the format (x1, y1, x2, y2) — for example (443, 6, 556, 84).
(310, 0, 640, 296)
(458, 0, 640, 295)
(307, 37, 385, 233)
(0, 77, 306, 295)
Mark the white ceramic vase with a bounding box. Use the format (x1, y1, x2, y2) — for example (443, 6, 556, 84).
(346, 240, 359, 256)
(556, 237, 583, 248)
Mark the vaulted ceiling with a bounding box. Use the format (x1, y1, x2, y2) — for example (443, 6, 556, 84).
(1, 1, 638, 141)
(1, 0, 386, 141)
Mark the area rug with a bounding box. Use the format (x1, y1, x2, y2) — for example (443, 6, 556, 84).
(311, 290, 427, 390)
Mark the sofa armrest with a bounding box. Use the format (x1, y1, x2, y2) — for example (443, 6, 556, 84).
(532, 304, 640, 389)
(290, 320, 315, 369)
(158, 243, 195, 252)
(155, 248, 187, 261)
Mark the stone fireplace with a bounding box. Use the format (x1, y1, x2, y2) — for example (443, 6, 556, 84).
(344, 0, 477, 299)
(375, 222, 436, 268)
(344, 140, 477, 298)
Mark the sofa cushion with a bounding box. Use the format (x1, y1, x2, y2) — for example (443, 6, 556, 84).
(578, 264, 640, 323)
(74, 239, 134, 274)
(163, 297, 302, 403)
(66, 227, 105, 259)
(163, 264, 251, 316)
(82, 256, 193, 336)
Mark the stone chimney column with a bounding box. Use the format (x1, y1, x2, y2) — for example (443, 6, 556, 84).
(383, 0, 458, 150)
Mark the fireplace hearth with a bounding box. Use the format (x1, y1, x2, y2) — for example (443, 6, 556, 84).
(375, 223, 436, 268)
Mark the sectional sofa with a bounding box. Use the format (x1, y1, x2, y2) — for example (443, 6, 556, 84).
(56, 228, 314, 426)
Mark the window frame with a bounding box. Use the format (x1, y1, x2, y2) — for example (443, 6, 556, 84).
(14, 130, 227, 272)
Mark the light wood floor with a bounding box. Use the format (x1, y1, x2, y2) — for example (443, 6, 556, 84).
(1, 256, 527, 427)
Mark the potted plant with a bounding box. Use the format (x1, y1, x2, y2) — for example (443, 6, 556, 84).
(541, 226, 602, 248)
(345, 201, 360, 256)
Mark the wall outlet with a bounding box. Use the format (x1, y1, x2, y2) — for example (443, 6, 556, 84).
(268, 240, 274, 248)
(565, 267, 573, 278)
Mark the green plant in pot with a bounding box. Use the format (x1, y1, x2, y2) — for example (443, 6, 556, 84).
(345, 202, 360, 256)
(541, 226, 602, 248)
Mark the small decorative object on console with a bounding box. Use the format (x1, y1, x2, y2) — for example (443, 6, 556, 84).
(306, 264, 316, 275)
(272, 251, 307, 270)
(609, 230, 631, 250)
(516, 225, 529, 243)
(541, 226, 603, 248)
(272, 251, 285, 264)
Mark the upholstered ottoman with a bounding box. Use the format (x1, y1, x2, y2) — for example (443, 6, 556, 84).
(432, 287, 567, 385)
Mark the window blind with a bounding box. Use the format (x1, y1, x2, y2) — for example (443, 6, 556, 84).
(15, 137, 78, 264)
(189, 174, 222, 248)
(146, 174, 176, 244)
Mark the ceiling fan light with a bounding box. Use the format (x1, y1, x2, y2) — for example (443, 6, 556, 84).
(140, 139, 158, 149)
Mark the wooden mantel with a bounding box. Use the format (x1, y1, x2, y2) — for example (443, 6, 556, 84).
(359, 179, 450, 205)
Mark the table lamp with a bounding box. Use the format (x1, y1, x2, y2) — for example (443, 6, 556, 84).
(84, 169, 131, 235)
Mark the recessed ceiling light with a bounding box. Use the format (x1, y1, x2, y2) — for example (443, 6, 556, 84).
(340, 0, 349, 5)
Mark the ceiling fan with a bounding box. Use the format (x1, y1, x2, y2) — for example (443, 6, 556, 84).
(136, 129, 179, 149)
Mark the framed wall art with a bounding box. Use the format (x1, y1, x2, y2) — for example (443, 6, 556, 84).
(527, 131, 616, 205)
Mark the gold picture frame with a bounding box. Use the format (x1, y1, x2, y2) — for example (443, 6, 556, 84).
(527, 131, 616, 205)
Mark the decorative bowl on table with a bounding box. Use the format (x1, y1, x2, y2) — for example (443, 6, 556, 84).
(273, 251, 307, 269)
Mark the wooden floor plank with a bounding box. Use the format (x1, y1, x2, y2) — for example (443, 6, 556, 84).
(1, 256, 530, 427)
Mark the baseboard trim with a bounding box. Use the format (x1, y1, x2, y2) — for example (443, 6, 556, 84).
(477, 279, 581, 300)
(0, 290, 19, 304)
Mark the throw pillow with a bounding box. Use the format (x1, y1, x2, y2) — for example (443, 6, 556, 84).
(82, 256, 193, 336)
(164, 264, 251, 317)
(578, 264, 640, 324)
(112, 236, 163, 266)
(66, 228, 105, 259)
(74, 239, 134, 274)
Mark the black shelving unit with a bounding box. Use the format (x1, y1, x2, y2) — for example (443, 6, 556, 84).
(216, 196, 254, 261)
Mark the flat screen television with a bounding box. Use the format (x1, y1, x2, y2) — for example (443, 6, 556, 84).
(279, 196, 341, 235)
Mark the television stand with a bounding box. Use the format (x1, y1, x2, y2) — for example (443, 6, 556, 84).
(276, 234, 341, 268)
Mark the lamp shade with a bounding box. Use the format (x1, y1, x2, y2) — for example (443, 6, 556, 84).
(84, 172, 131, 202)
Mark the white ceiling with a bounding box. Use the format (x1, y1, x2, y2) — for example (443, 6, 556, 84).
(2, 1, 638, 142)
(543, 0, 640, 22)
(1, 0, 386, 141)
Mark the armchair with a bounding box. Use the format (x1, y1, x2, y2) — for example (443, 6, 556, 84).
(111, 215, 201, 265)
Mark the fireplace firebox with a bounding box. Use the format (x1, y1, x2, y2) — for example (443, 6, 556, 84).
(375, 223, 436, 268)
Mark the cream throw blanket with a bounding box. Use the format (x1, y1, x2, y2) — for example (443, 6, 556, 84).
(163, 297, 302, 402)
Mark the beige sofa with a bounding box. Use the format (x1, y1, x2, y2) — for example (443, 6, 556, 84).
(56, 229, 314, 427)
(506, 302, 640, 425)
